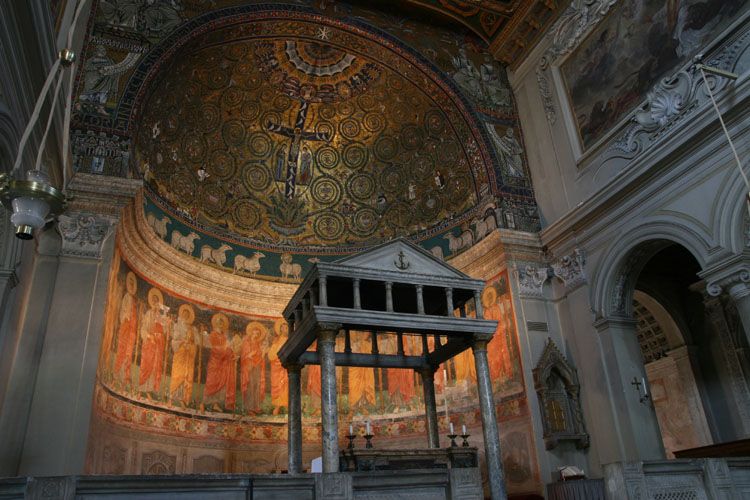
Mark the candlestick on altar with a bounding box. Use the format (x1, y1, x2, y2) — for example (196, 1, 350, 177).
(449, 422, 454, 434)
(461, 424, 466, 435)
(365, 420, 371, 435)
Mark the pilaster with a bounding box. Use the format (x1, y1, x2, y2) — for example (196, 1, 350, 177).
(19, 209, 117, 475)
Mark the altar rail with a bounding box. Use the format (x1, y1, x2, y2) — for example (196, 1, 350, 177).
(0, 469, 483, 500)
(603, 458, 750, 499)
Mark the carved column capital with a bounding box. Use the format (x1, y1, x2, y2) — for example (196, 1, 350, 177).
(284, 362, 302, 373)
(705, 266, 750, 300)
(56, 212, 116, 259)
(514, 262, 550, 298)
(551, 248, 587, 291)
(471, 337, 489, 351)
(317, 324, 341, 343)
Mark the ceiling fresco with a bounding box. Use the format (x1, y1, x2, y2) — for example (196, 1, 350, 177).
(135, 20, 488, 249)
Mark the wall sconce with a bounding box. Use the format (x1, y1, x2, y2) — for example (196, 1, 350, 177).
(631, 376, 650, 405)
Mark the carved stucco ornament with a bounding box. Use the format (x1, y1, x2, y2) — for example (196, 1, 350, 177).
(515, 248, 587, 298)
(551, 248, 586, 291)
(706, 267, 750, 300)
(606, 28, 750, 161)
(516, 263, 550, 298)
(57, 212, 115, 258)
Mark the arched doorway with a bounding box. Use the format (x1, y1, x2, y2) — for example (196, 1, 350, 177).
(630, 243, 750, 456)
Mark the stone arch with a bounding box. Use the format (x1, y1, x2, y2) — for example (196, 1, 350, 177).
(716, 164, 750, 255)
(591, 221, 711, 319)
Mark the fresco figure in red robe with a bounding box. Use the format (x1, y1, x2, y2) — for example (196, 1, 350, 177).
(241, 321, 267, 414)
(267, 319, 288, 415)
(349, 332, 376, 411)
(114, 272, 138, 384)
(169, 304, 198, 406)
(482, 284, 513, 383)
(385, 334, 415, 407)
(139, 288, 170, 396)
(203, 313, 239, 412)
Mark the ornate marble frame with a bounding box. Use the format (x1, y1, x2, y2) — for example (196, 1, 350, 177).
(535, 0, 750, 168)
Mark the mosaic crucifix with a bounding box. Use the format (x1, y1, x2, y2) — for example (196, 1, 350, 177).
(267, 100, 332, 199)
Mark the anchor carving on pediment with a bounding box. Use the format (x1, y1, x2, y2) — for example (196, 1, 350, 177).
(394, 250, 410, 270)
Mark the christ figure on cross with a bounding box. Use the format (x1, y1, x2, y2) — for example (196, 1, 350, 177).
(267, 100, 331, 199)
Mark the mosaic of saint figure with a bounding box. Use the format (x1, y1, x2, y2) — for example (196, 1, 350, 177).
(203, 313, 239, 412)
(487, 126, 524, 179)
(139, 288, 170, 395)
(241, 321, 267, 414)
(80, 45, 117, 113)
(113, 272, 138, 382)
(297, 145, 313, 185)
(452, 306, 477, 384)
(169, 304, 198, 405)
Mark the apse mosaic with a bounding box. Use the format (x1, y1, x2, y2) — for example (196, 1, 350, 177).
(71, 1, 539, 249)
(135, 17, 492, 251)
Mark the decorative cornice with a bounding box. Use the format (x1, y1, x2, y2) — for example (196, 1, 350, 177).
(57, 212, 116, 259)
(66, 172, 142, 217)
(120, 191, 296, 316)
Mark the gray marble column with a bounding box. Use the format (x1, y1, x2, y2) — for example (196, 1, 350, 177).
(318, 326, 340, 473)
(353, 278, 361, 309)
(319, 275, 328, 307)
(473, 290, 484, 319)
(385, 282, 393, 312)
(472, 339, 507, 500)
(445, 288, 453, 315)
(416, 285, 425, 315)
(287, 364, 303, 474)
(420, 368, 440, 448)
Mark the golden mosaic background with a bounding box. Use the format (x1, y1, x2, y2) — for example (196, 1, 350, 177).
(136, 19, 491, 248)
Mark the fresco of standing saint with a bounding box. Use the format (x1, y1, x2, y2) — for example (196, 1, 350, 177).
(169, 304, 199, 406)
(349, 332, 376, 412)
(113, 272, 138, 384)
(241, 321, 267, 414)
(139, 288, 170, 396)
(203, 313, 240, 412)
(267, 319, 289, 415)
